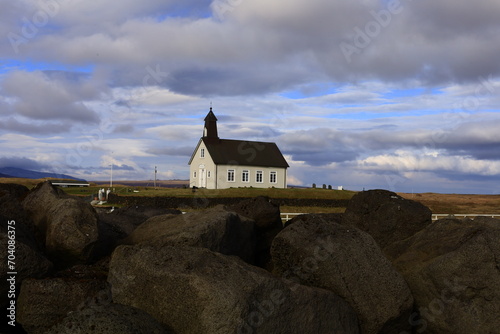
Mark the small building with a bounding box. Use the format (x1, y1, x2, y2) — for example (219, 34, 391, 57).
(49, 179, 90, 187)
(188, 108, 289, 189)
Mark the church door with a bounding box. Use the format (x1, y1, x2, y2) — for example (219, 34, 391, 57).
(199, 167, 206, 188)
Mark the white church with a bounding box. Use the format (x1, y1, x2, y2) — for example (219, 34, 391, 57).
(188, 108, 289, 189)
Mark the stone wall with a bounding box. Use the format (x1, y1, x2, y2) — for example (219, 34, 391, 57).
(107, 193, 349, 210)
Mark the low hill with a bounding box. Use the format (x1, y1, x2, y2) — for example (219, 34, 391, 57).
(92, 180, 189, 188)
(0, 167, 82, 180)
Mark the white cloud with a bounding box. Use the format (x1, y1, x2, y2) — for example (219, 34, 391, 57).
(1, 0, 500, 193)
(130, 87, 198, 106)
(96, 138, 156, 159)
(2, 70, 101, 123)
(360, 151, 500, 176)
(147, 124, 201, 141)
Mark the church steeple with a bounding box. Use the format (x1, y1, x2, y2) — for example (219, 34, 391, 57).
(203, 107, 218, 140)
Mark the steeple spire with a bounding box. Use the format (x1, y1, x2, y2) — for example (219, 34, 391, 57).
(203, 106, 218, 140)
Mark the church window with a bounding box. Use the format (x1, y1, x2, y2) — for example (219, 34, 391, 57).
(242, 170, 249, 182)
(270, 171, 277, 183)
(256, 171, 263, 183)
(227, 169, 235, 182)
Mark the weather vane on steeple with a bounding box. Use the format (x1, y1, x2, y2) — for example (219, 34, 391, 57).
(204, 105, 218, 140)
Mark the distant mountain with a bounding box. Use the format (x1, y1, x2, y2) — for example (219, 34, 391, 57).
(0, 167, 83, 180)
(0, 172, 14, 178)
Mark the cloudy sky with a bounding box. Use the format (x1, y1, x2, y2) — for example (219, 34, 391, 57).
(1, 0, 499, 194)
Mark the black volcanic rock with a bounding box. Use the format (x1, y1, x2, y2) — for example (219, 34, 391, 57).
(342, 189, 432, 248)
(0, 184, 37, 246)
(124, 205, 256, 264)
(0, 183, 29, 200)
(109, 244, 360, 334)
(0, 185, 53, 311)
(0, 231, 53, 312)
(226, 196, 283, 269)
(17, 277, 110, 334)
(385, 217, 500, 334)
(94, 206, 181, 257)
(284, 212, 343, 228)
(22, 181, 99, 267)
(271, 214, 414, 334)
(45, 303, 172, 334)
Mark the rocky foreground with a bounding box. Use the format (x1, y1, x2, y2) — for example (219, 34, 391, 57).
(1, 182, 499, 334)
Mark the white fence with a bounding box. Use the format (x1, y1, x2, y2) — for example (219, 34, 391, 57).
(281, 213, 500, 223)
(281, 213, 305, 223)
(431, 214, 500, 221)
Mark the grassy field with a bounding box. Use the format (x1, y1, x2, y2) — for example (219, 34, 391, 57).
(0, 178, 354, 199)
(5, 178, 350, 200)
(0, 178, 354, 214)
(0, 177, 52, 189)
(96, 185, 356, 199)
(399, 192, 500, 214)
(2, 177, 499, 214)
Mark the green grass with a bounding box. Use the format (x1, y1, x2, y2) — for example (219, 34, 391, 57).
(61, 184, 355, 199)
(0, 178, 356, 212)
(65, 186, 355, 215)
(63, 185, 356, 200)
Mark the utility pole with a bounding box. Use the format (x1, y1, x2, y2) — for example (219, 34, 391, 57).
(154, 166, 157, 189)
(109, 151, 114, 190)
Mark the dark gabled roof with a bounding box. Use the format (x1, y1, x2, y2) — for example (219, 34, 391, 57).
(204, 109, 217, 122)
(202, 138, 289, 168)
